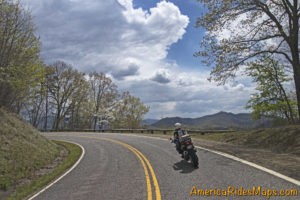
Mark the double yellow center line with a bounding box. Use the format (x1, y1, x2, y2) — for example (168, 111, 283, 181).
(51, 135, 161, 200)
(102, 138, 161, 200)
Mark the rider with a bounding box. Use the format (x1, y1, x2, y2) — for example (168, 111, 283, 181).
(173, 122, 186, 157)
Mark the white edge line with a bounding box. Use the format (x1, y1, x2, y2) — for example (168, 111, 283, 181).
(105, 133, 300, 187)
(27, 141, 85, 200)
(194, 145, 300, 187)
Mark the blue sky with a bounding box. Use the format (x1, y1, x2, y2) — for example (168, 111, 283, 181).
(23, 0, 255, 119)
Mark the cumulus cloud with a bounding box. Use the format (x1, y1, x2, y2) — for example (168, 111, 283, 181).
(24, 0, 189, 78)
(111, 64, 139, 80)
(150, 69, 171, 84)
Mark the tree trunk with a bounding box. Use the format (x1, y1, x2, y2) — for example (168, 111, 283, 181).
(53, 108, 61, 130)
(291, 3, 300, 123)
(291, 34, 300, 122)
(293, 67, 300, 123)
(94, 116, 97, 130)
(44, 90, 48, 130)
(291, 30, 300, 123)
(273, 61, 296, 124)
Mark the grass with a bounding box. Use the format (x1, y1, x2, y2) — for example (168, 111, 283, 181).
(0, 108, 82, 200)
(0, 108, 60, 192)
(6, 140, 82, 200)
(188, 125, 300, 155)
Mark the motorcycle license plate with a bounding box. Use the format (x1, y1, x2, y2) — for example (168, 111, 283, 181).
(187, 145, 193, 149)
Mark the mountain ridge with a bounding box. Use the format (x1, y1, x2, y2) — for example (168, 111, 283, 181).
(150, 111, 272, 130)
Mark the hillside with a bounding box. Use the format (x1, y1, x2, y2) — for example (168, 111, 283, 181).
(151, 111, 272, 129)
(197, 125, 300, 155)
(0, 108, 60, 193)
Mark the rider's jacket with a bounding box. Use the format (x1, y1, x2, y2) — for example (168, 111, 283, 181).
(174, 128, 186, 141)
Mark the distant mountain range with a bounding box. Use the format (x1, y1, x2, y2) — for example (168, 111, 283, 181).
(149, 111, 273, 130)
(143, 119, 159, 126)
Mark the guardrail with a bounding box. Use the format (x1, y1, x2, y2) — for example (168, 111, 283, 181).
(42, 129, 236, 135)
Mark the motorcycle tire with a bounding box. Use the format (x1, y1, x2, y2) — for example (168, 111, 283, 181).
(190, 151, 199, 168)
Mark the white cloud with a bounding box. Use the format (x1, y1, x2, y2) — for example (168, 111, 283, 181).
(24, 0, 189, 79)
(150, 69, 171, 84)
(23, 0, 256, 119)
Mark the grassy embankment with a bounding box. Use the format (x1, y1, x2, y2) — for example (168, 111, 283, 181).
(193, 125, 300, 155)
(0, 108, 82, 200)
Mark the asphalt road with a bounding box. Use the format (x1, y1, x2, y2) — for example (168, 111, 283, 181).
(34, 132, 300, 200)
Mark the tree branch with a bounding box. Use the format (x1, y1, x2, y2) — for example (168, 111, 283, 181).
(254, 0, 290, 44)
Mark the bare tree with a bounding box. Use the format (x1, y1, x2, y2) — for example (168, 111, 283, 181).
(68, 77, 91, 129)
(21, 81, 47, 128)
(47, 61, 85, 130)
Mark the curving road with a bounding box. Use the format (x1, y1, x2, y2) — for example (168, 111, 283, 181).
(34, 132, 300, 200)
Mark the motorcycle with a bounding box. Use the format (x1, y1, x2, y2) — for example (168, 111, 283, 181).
(170, 134, 199, 168)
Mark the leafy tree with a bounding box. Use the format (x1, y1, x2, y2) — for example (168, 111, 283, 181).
(112, 91, 149, 129)
(0, 0, 43, 112)
(195, 0, 300, 122)
(96, 107, 115, 130)
(88, 72, 118, 130)
(245, 57, 298, 123)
